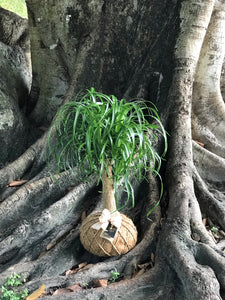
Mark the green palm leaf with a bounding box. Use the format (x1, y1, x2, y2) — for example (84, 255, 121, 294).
(48, 87, 167, 212)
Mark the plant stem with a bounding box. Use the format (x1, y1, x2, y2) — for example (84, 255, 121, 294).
(102, 163, 117, 212)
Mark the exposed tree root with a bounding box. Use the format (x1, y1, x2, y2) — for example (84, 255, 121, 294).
(189, 192, 215, 245)
(196, 243, 225, 288)
(193, 141, 225, 185)
(0, 175, 97, 273)
(0, 170, 88, 237)
(35, 264, 175, 300)
(0, 133, 48, 191)
(158, 230, 223, 300)
(0, 174, 161, 295)
(193, 168, 225, 229)
(156, 178, 225, 299)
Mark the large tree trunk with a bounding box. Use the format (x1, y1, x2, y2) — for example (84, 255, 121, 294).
(0, 0, 225, 299)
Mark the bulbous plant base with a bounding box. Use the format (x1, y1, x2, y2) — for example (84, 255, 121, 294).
(80, 212, 138, 257)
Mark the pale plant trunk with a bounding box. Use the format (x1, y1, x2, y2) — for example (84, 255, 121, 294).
(102, 163, 117, 213)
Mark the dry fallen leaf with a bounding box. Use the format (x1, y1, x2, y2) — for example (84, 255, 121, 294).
(132, 268, 146, 279)
(133, 261, 152, 278)
(150, 252, 155, 263)
(93, 279, 108, 287)
(38, 251, 47, 258)
(110, 279, 130, 286)
(26, 284, 45, 300)
(138, 262, 151, 270)
(78, 262, 88, 269)
(53, 288, 72, 295)
(46, 242, 56, 251)
(53, 284, 82, 295)
(8, 180, 28, 187)
(65, 262, 93, 276)
(80, 263, 93, 271)
(65, 269, 78, 276)
(194, 140, 204, 147)
(132, 270, 139, 278)
(67, 283, 83, 292)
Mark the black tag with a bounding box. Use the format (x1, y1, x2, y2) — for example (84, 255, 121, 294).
(100, 222, 118, 241)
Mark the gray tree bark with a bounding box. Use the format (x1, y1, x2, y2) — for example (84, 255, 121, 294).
(0, 8, 32, 167)
(0, 0, 225, 299)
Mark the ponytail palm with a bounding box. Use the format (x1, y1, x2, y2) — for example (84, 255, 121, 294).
(49, 88, 167, 212)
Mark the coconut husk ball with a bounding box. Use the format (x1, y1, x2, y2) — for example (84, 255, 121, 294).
(80, 212, 137, 257)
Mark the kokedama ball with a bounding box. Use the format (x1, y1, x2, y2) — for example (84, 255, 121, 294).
(80, 212, 137, 257)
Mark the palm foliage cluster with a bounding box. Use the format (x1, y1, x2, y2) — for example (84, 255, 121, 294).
(49, 88, 167, 208)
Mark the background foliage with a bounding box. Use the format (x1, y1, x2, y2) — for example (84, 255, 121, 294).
(0, 0, 27, 18)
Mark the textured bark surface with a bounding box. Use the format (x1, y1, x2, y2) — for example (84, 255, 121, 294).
(0, 0, 225, 299)
(102, 164, 117, 212)
(0, 8, 32, 167)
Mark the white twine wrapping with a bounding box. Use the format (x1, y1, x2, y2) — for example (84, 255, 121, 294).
(91, 209, 122, 231)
